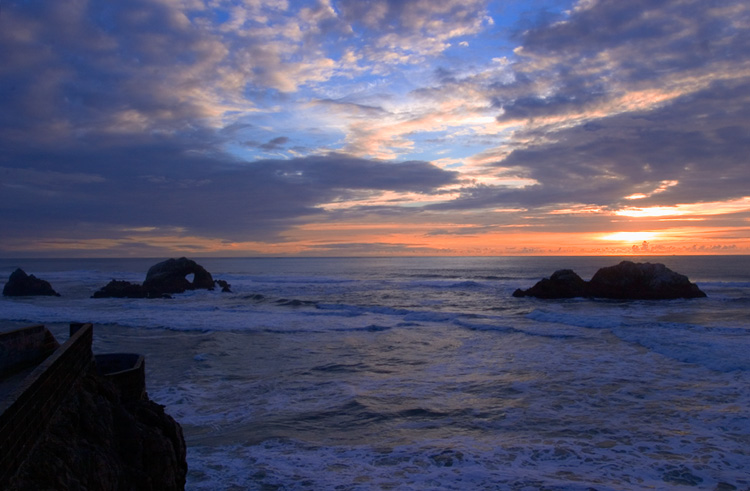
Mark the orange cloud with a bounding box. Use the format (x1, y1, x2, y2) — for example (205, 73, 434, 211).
(615, 197, 750, 218)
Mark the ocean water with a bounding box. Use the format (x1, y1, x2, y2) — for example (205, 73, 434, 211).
(1, 256, 749, 490)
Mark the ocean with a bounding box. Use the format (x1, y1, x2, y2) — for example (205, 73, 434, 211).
(1, 256, 749, 490)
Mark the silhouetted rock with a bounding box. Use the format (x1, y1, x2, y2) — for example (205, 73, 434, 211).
(92, 280, 165, 299)
(214, 279, 232, 293)
(513, 261, 706, 300)
(92, 257, 230, 298)
(143, 257, 215, 294)
(513, 269, 587, 298)
(3, 268, 60, 296)
(588, 261, 706, 299)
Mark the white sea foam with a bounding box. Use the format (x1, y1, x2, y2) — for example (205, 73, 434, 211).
(185, 431, 750, 490)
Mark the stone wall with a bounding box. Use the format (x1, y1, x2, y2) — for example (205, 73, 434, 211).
(0, 323, 94, 487)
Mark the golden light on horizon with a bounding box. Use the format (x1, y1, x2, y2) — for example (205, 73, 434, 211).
(599, 231, 659, 242)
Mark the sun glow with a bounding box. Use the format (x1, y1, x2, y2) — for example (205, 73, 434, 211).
(599, 231, 659, 242)
(615, 197, 750, 218)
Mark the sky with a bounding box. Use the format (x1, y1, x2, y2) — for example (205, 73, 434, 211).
(1, 0, 749, 257)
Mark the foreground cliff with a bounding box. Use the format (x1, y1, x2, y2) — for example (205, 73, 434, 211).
(7, 363, 187, 490)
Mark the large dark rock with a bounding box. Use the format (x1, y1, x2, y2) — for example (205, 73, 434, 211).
(588, 261, 706, 300)
(8, 364, 187, 490)
(143, 257, 215, 294)
(512, 269, 588, 298)
(93, 257, 230, 298)
(513, 261, 706, 300)
(3, 268, 60, 297)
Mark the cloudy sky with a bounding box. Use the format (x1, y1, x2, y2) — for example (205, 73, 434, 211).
(1, 0, 749, 257)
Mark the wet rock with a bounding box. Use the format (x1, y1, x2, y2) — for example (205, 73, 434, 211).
(2, 268, 60, 296)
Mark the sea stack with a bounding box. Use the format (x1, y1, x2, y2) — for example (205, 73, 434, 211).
(142, 257, 215, 294)
(2, 268, 60, 297)
(513, 261, 706, 300)
(92, 257, 231, 298)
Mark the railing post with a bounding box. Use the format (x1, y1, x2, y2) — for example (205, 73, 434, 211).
(69, 322, 86, 337)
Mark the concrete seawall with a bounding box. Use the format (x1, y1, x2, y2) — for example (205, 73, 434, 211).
(0, 324, 60, 376)
(95, 352, 146, 401)
(0, 323, 94, 487)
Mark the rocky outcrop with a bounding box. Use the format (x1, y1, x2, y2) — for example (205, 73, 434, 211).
(2, 268, 60, 297)
(511, 269, 588, 299)
(8, 364, 187, 490)
(143, 257, 214, 294)
(587, 261, 706, 299)
(214, 279, 232, 293)
(92, 279, 152, 299)
(93, 257, 230, 298)
(513, 261, 706, 300)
